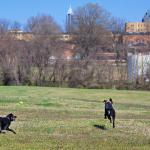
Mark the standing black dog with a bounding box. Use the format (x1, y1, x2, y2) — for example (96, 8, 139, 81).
(0, 113, 17, 134)
(103, 98, 116, 128)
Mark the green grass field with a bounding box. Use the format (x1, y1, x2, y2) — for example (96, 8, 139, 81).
(0, 86, 149, 150)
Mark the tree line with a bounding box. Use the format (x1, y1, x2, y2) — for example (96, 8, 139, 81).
(0, 3, 149, 89)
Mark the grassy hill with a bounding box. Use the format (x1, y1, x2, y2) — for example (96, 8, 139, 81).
(0, 86, 149, 150)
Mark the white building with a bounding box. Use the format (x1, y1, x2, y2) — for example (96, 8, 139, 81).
(127, 53, 150, 81)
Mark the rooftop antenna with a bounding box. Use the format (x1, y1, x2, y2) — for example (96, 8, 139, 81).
(66, 0, 74, 34)
(67, 0, 73, 15)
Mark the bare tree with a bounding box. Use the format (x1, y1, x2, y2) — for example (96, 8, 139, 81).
(25, 14, 62, 34)
(25, 14, 63, 85)
(72, 3, 114, 59)
(110, 17, 125, 34)
(10, 21, 21, 30)
(0, 19, 10, 34)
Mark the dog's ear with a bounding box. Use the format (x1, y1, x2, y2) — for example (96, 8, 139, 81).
(6, 113, 13, 117)
(109, 98, 113, 104)
(103, 100, 107, 103)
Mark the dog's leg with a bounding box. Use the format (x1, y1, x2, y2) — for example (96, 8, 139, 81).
(6, 128, 16, 134)
(112, 109, 116, 128)
(107, 115, 112, 123)
(0, 122, 2, 133)
(104, 108, 107, 119)
(112, 118, 115, 128)
(112, 115, 115, 128)
(107, 110, 112, 123)
(0, 123, 1, 132)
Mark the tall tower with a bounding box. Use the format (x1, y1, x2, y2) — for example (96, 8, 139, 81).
(66, 4, 73, 34)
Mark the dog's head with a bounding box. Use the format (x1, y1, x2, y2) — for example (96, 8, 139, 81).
(6, 113, 17, 121)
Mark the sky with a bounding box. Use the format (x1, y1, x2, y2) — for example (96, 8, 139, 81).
(0, 0, 149, 29)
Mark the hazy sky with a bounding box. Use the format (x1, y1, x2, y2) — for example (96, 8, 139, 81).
(0, 0, 149, 28)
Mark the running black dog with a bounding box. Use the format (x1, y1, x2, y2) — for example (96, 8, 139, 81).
(103, 98, 116, 128)
(0, 113, 17, 134)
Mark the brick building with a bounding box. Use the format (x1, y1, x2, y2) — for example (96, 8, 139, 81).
(125, 10, 150, 33)
(125, 22, 150, 33)
(123, 10, 150, 52)
(123, 33, 150, 51)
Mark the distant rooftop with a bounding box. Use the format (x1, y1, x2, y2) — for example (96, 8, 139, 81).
(142, 10, 150, 22)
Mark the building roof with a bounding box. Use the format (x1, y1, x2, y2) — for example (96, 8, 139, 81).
(142, 10, 150, 22)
